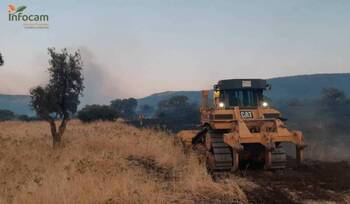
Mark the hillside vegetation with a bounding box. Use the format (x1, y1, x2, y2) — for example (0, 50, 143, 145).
(1, 73, 349, 116)
(0, 121, 246, 204)
(137, 73, 350, 112)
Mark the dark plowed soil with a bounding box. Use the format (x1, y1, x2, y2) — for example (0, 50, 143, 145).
(238, 159, 350, 204)
(127, 155, 350, 203)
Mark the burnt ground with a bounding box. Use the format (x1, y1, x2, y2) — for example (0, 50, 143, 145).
(126, 154, 350, 203)
(127, 146, 350, 203)
(233, 159, 350, 204)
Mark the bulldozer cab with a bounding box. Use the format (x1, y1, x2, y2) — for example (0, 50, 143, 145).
(213, 79, 269, 109)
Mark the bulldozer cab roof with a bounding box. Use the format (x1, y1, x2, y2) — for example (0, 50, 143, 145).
(215, 79, 267, 90)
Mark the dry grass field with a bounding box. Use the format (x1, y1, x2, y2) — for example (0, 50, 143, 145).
(0, 121, 246, 204)
(1, 120, 350, 204)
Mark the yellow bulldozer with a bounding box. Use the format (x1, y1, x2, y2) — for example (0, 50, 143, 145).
(178, 79, 306, 172)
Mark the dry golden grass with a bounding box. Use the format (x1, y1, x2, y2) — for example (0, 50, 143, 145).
(0, 120, 247, 204)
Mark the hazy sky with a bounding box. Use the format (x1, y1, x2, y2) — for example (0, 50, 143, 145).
(1, 0, 350, 103)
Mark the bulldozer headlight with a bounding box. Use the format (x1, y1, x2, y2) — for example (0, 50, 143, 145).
(262, 101, 269, 107)
(219, 102, 225, 108)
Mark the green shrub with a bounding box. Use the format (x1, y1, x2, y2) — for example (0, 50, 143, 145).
(0, 109, 15, 121)
(77, 105, 119, 122)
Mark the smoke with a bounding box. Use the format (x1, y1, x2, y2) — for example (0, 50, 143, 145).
(304, 137, 350, 162)
(79, 47, 122, 106)
(0, 46, 124, 106)
(0, 51, 48, 95)
(281, 102, 350, 162)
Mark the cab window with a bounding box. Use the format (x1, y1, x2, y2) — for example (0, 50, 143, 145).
(223, 89, 262, 107)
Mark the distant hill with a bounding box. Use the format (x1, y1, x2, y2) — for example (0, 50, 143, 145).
(267, 73, 350, 99)
(1, 73, 349, 116)
(137, 91, 201, 109)
(0, 94, 33, 116)
(137, 73, 350, 113)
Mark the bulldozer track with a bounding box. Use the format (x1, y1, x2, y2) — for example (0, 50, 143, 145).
(206, 131, 287, 172)
(207, 132, 234, 172)
(269, 148, 287, 169)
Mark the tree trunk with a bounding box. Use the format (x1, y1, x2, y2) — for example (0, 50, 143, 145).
(58, 119, 67, 139)
(48, 119, 67, 148)
(52, 133, 61, 148)
(49, 120, 59, 148)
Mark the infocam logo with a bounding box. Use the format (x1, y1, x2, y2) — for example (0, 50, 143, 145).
(8, 4, 49, 29)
